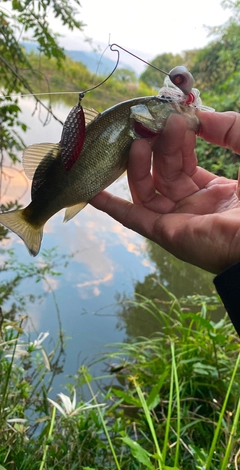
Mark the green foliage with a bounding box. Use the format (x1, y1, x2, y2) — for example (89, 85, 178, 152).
(196, 136, 240, 179)
(0, 288, 239, 469)
(113, 68, 138, 83)
(140, 53, 183, 88)
(0, 97, 27, 162)
(2, 0, 84, 66)
(0, 0, 84, 167)
(190, 20, 240, 92)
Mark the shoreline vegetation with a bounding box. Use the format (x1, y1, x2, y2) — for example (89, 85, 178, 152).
(16, 51, 156, 110)
(0, 285, 239, 469)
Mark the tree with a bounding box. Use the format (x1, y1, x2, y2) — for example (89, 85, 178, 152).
(0, 0, 85, 170)
(190, 20, 240, 92)
(113, 68, 137, 83)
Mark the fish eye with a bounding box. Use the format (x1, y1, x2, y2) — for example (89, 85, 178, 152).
(169, 66, 194, 95)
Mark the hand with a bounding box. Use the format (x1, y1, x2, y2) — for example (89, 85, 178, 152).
(91, 111, 240, 274)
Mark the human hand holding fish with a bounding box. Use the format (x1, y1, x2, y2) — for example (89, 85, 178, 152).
(91, 111, 240, 275)
(1, 63, 238, 268)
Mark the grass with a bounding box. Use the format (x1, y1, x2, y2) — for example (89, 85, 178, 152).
(0, 288, 239, 469)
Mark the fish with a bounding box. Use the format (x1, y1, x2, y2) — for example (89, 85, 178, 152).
(0, 93, 200, 257)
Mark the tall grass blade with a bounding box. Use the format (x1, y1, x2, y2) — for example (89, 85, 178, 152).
(220, 395, 240, 470)
(39, 405, 56, 470)
(205, 352, 240, 469)
(172, 343, 180, 468)
(133, 377, 163, 470)
(83, 369, 121, 470)
(162, 344, 174, 463)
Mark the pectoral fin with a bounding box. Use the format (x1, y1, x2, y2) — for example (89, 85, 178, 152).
(63, 202, 88, 223)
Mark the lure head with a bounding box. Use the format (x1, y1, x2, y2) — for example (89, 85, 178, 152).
(169, 66, 194, 95)
(158, 67, 215, 113)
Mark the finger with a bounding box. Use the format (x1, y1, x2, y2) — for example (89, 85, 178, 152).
(152, 114, 199, 200)
(90, 190, 164, 240)
(127, 139, 176, 212)
(197, 110, 240, 153)
(90, 190, 220, 273)
(191, 166, 219, 189)
(174, 179, 239, 214)
(127, 139, 154, 205)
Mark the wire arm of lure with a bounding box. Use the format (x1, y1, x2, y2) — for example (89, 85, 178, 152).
(78, 47, 120, 100)
(109, 43, 169, 77)
(109, 44, 194, 95)
(78, 42, 171, 102)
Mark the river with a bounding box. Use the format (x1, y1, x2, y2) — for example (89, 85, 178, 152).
(1, 97, 224, 393)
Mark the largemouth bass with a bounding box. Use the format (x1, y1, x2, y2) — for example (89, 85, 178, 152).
(0, 94, 199, 256)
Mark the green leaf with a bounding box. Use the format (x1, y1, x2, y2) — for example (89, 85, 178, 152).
(111, 388, 141, 406)
(121, 435, 155, 469)
(210, 318, 226, 329)
(147, 370, 168, 410)
(163, 467, 180, 470)
(193, 362, 218, 377)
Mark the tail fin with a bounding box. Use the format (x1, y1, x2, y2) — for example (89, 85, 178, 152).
(0, 209, 43, 256)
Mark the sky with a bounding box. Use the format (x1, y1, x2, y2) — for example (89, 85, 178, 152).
(53, 0, 231, 73)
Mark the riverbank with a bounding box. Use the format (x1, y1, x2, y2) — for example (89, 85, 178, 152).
(1, 290, 239, 469)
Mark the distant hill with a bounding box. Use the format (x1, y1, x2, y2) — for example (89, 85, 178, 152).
(22, 42, 135, 76)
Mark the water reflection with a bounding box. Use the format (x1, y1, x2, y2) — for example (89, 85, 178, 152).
(1, 97, 224, 391)
(115, 242, 224, 341)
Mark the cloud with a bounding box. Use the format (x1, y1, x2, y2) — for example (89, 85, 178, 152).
(112, 222, 147, 257)
(76, 273, 113, 299)
(42, 275, 59, 292)
(1, 166, 30, 206)
(77, 273, 113, 289)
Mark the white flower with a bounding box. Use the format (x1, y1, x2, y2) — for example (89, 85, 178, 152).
(30, 332, 49, 349)
(41, 348, 51, 371)
(7, 418, 27, 424)
(6, 418, 29, 436)
(5, 343, 29, 359)
(48, 389, 105, 418)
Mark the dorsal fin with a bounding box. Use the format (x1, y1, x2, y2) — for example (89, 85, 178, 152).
(83, 107, 100, 126)
(23, 143, 59, 179)
(31, 148, 60, 198)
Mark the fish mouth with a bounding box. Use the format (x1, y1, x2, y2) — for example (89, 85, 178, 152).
(133, 120, 162, 138)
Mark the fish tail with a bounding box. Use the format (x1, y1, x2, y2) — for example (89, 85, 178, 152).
(0, 208, 43, 256)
